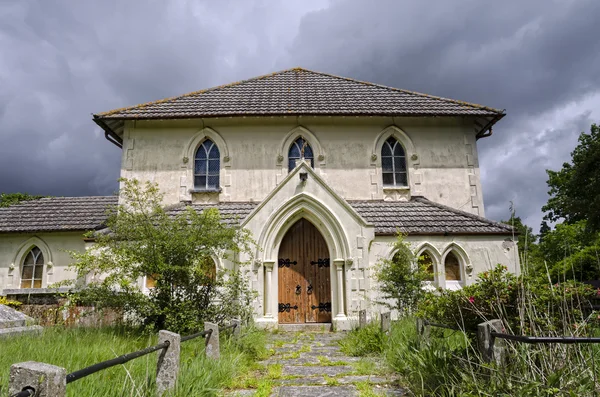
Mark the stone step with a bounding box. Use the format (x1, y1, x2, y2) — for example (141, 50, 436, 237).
(0, 319, 26, 329)
(276, 385, 357, 396)
(0, 325, 43, 338)
(278, 324, 333, 332)
(282, 365, 354, 377)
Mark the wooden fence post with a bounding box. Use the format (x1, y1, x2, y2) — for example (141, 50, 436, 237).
(9, 361, 66, 397)
(416, 318, 430, 344)
(358, 310, 367, 328)
(477, 319, 505, 365)
(156, 330, 181, 396)
(204, 322, 220, 359)
(232, 319, 241, 337)
(380, 312, 391, 333)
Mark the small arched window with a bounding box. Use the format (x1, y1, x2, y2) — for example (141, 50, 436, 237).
(288, 137, 314, 171)
(195, 139, 220, 190)
(444, 252, 461, 281)
(381, 137, 407, 186)
(418, 251, 435, 282)
(21, 246, 43, 288)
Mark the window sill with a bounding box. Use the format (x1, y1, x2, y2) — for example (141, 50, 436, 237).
(189, 188, 222, 194)
(2, 287, 73, 295)
(382, 186, 410, 191)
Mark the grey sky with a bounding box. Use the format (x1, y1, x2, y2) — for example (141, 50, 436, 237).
(1, 0, 599, 232)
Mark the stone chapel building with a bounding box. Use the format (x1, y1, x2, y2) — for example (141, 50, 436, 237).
(0, 68, 518, 329)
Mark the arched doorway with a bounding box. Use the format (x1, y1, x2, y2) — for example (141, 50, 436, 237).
(278, 218, 332, 323)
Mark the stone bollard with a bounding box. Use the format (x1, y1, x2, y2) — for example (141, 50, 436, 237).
(380, 312, 391, 333)
(416, 318, 430, 345)
(9, 361, 66, 397)
(358, 310, 367, 328)
(477, 319, 505, 365)
(156, 330, 181, 397)
(204, 322, 220, 360)
(232, 318, 242, 337)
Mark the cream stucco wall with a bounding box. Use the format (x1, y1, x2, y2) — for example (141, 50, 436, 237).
(0, 232, 85, 293)
(119, 116, 485, 216)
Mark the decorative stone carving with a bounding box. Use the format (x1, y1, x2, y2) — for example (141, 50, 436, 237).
(383, 187, 410, 202)
(191, 192, 219, 204)
(277, 154, 284, 163)
(371, 153, 377, 162)
(411, 153, 418, 161)
(182, 156, 189, 164)
(465, 263, 473, 275)
(223, 155, 230, 163)
(318, 154, 325, 161)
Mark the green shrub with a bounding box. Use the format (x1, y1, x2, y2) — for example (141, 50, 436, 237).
(339, 322, 385, 356)
(375, 234, 428, 315)
(0, 296, 22, 309)
(417, 264, 596, 335)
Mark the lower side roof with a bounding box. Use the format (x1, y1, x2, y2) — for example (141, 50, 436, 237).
(0, 196, 512, 235)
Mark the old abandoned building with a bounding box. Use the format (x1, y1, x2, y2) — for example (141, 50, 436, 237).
(0, 68, 517, 329)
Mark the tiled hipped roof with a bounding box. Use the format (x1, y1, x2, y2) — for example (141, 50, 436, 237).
(349, 197, 513, 235)
(0, 196, 118, 233)
(94, 68, 504, 120)
(0, 196, 512, 235)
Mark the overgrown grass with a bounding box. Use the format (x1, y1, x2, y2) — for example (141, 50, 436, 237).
(0, 325, 269, 396)
(339, 322, 385, 356)
(340, 317, 600, 396)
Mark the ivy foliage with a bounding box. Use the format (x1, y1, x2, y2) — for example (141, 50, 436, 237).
(66, 178, 256, 333)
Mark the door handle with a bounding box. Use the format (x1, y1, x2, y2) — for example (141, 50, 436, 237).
(307, 283, 313, 295)
(295, 285, 301, 295)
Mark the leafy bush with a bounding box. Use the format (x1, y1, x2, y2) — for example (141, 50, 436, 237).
(375, 234, 428, 315)
(65, 179, 256, 333)
(0, 296, 22, 309)
(418, 264, 596, 335)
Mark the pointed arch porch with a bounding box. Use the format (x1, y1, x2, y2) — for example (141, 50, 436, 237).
(256, 193, 351, 325)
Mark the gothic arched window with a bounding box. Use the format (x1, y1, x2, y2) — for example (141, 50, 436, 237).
(381, 137, 407, 186)
(418, 251, 435, 282)
(444, 252, 462, 281)
(288, 137, 314, 171)
(195, 139, 220, 190)
(21, 246, 44, 288)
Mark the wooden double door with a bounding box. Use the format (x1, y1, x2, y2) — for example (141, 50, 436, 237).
(278, 219, 332, 324)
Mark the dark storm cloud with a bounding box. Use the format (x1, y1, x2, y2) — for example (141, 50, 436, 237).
(1, 0, 598, 231)
(0, 0, 302, 197)
(282, 0, 600, 229)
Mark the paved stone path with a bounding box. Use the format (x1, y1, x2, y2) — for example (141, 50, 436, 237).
(227, 332, 404, 396)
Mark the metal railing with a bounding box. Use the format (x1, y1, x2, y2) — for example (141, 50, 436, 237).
(418, 317, 600, 363)
(8, 320, 240, 397)
(490, 332, 600, 344)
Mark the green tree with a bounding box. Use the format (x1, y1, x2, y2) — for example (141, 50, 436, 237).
(66, 179, 255, 333)
(543, 123, 600, 231)
(375, 234, 427, 316)
(0, 192, 44, 207)
(538, 220, 600, 281)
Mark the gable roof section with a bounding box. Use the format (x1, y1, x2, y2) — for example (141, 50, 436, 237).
(0, 195, 511, 235)
(349, 197, 514, 235)
(96, 68, 504, 120)
(0, 196, 118, 233)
